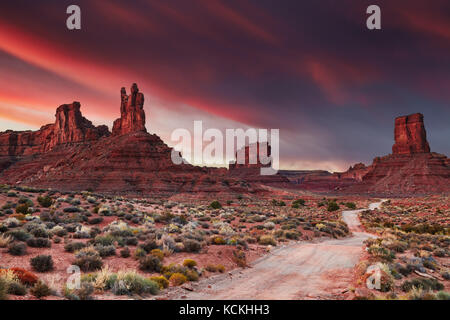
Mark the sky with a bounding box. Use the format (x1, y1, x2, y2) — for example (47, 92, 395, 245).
(0, 0, 448, 172)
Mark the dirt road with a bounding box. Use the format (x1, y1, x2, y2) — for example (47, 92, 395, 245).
(164, 201, 383, 300)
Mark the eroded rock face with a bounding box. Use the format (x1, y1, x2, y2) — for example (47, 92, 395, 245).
(292, 113, 449, 195)
(229, 142, 272, 170)
(112, 83, 147, 136)
(0, 102, 109, 157)
(0, 84, 269, 198)
(392, 113, 430, 155)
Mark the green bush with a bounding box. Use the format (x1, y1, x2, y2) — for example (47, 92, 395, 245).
(7, 281, 27, 296)
(73, 248, 103, 272)
(183, 239, 202, 252)
(209, 201, 222, 209)
(111, 273, 159, 296)
(327, 201, 340, 212)
(26, 237, 51, 248)
(64, 242, 86, 253)
(30, 281, 51, 299)
(0, 278, 8, 300)
(15, 204, 29, 214)
(182, 259, 197, 268)
(120, 247, 131, 258)
(95, 245, 116, 257)
(8, 243, 27, 256)
(30, 255, 54, 272)
(37, 196, 53, 208)
(139, 256, 162, 272)
(292, 199, 305, 207)
(150, 276, 169, 289)
(345, 202, 356, 209)
(169, 273, 187, 286)
(401, 278, 444, 292)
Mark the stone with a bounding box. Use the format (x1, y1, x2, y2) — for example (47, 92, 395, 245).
(112, 83, 147, 136)
(392, 113, 430, 155)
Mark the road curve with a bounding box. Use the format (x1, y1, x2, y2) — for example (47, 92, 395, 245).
(165, 200, 384, 300)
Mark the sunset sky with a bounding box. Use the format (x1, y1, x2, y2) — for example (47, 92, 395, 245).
(0, 0, 448, 172)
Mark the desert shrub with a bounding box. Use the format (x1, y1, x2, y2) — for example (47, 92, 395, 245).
(150, 249, 164, 261)
(64, 242, 86, 253)
(436, 291, 450, 300)
(182, 259, 197, 268)
(232, 250, 247, 268)
(169, 273, 187, 286)
(206, 264, 225, 273)
(211, 236, 226, 245)
(401, 278, 444, 292)
(94, 235, 116, 246)
(73, 247, 103, 272)
(139, 255, 162, 272)
(53, 237, 61, 244)
(63, 207, 81, 213)
(7, 281, 26, 296)
(30, 227, 49, 238)
(7, 268, 38, 285)
(0, 278, 8, 300)
(26, 237, 51, 248)
(64, 282, 94, 300)
(88, 217, 103, 225)
(344, 202, 356, 209)
(183, 239, 202, 253)
(271, 199, 286, 206)
(327, 201, 340, 212)
(37, 196, 53, 208)
(433, 248, 446, 257)
(6, 229, 31, 241)
(95, 245, 116, 257)
(209, 201, 222, 209)
(292, 199, 305, 207)
(150, 276, 169, 289)
(258, 235, 276, 246)
(120, 247, 130, 258)
(134, 247, 147, 259)
(139, 240, 158, 253)
(30, 255, 54, 272)
(15, 203, 29, 214)
(386, 240, 408, 253)
(111, 272, 159, 296)
(30, 281, 51, 299)
(367, 245, 395, 262)
(0, 234, 13, 248)
(8, 243, 27, 256)
(124, 237, 138, 246)
(185, 269, 199, 281)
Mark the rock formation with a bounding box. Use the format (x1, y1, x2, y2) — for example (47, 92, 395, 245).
(0, 102, 109, 158)
(229, 142, 290, 186)
(291, 113, 449, 195)
(392, 113, 430, 155)
(0, 84, 268, 199)
(338, 113, 448, 195)
(112, 83, 147, 136)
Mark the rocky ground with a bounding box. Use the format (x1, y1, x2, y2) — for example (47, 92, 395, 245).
(0, 184, 370, 300)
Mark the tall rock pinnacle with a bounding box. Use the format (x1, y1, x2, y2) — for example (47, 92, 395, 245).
(112, 83, 147, 136)
(392, 113, 430, 155)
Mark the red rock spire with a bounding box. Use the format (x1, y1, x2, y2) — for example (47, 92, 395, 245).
(112, 83, 147, 136)
(392, 113, 430, 155)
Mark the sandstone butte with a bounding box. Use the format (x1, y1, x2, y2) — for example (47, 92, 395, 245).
(293, 113, 450, 195)
(0, 83, 288, 199)
(0, 85, 448, 197)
